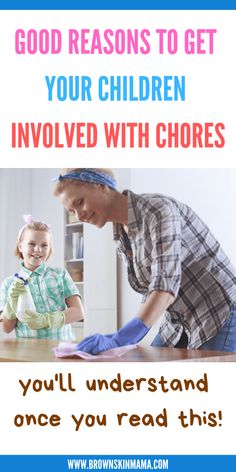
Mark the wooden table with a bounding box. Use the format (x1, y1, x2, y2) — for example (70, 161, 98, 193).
(0, 338, 236, 362)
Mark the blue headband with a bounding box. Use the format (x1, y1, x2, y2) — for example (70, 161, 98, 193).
(52, 170, 116, 190)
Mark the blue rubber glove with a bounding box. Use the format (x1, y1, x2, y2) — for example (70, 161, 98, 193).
(76, 317, 149, 355)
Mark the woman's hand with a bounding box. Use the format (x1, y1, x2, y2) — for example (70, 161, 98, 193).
(76, 317, 149, 355)
(76, 333, 118, 354)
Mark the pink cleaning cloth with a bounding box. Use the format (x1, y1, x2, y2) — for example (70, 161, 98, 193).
(53, 342, 137, 360)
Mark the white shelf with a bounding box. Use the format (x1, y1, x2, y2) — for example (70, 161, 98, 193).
(72, 321, 84, 327)
(63, 211, 117, 337)
(66, 258, 84, 263)
(66, 222, 83, 228)
(72, 320, 84, 341)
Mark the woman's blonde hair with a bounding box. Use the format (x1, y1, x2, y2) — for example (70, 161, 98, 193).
(53, 168, 115, 196)
(14, 221, 53, 260)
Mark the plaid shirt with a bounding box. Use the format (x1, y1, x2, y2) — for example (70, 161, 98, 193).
(114, 190, 236, 349)
(0, 263, 80, 340)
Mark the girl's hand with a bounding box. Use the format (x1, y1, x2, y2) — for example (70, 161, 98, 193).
(22, 310, 65, 329)
(3, 281, 26, 320)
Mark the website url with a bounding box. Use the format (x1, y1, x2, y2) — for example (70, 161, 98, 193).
(67, 458, 169, 470)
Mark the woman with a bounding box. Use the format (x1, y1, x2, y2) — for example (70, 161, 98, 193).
(51, 168, 236, 354)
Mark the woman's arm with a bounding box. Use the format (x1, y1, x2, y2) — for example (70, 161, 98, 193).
(75, 290, 175, 355)
(64, 295, 85, 324)
(138, 289, 175, 327)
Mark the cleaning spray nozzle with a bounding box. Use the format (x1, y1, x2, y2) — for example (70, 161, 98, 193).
(14, 273, 30, 285)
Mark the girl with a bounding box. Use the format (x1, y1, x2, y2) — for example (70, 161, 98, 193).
(53, 168, 236, 353)
(0, 216, 84, 340)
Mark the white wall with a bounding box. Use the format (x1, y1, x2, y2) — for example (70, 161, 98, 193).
(131, 169, 236, 266)
(117, 169, 236, 327)
(31, 169, 64, 267)
(0, 169, 31, 279)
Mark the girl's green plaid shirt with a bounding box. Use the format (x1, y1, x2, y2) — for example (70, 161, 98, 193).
(0, 262, 80, 340)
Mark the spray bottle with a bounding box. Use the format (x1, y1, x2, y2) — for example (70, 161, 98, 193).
(14, 273, 36, 321)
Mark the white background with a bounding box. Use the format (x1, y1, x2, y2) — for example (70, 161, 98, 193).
(0, 10, 235, 166)
(0, 10, 236, 457)
(0, 362, 235, 455)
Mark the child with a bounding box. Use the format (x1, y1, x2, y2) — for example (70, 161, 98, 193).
(0, 216, 84, 340)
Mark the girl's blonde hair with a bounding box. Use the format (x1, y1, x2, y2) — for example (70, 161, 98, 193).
(14, 221, 53, 260)
(53, 168, 115, 196)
